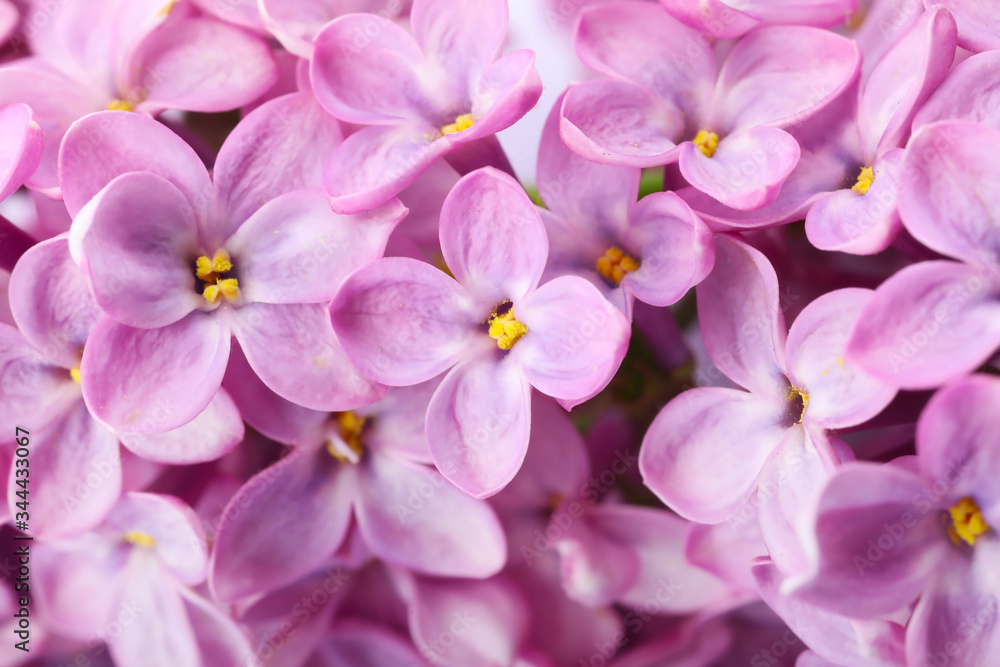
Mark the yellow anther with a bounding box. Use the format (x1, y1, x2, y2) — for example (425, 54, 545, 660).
(787, 385, 809, 423)
(327, 412, 366, 463)
(693, 130, 720, 158)
(203, 283, 221, 305)
(852, 166, 874, 195)
(157, 0, 178, 16)
(70, 367, 81, 384)
(195, 256, 214, 280)
(948, 497, 990, 547)
(123, 531, 156, 548)
(218, 278, 240, 302)
(595, 246, 640, 285)
(488, 308, 528, 350)
(107, 99, 134, 112)
(196, 250, 233, 281)
(442, 113, 475, 135)
(211, 249, 233, 274)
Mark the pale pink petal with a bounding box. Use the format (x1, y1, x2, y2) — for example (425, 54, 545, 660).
(0, 103, 43, 201)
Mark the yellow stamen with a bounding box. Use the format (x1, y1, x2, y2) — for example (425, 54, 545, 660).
(787, 385, 809, 423)
(488, 307, 528, 351)
(327, 411, 366, 463)
(70, 367, 81, 384)
(948, 497, 990, 547)
(195, 256, 214, 280)
(441, 113, 475, 135)
(196, 249, 233, 281)
(107, 99, 134, 112)
(595, 246, 641, 285)
(218, 278, 240, 302)
(157, 0, 178, 16)
(123, 530, 156, 548)
(203, 283, 221, 304)
(852, 166, 874, 195)
(693, 130, 719, 158)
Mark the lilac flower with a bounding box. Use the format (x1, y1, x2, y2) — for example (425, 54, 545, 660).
(535, 93, 714, 318)
(0, 237, 243, 537)
(560, 2, 860, 209)
(261, 0, 412, 58)
(789, 374, 1000, 667)
(210, 346, 507, 602)
(658, 0, 857, 39)
(640, 235, 895, 524)
(0, 0, 278, 196)
(309, 0, 542, 213)
(331, 167, 631, 498)
(925, 0, 1000, 51)
(847, 120, 1000, 389)
(60, 94, 403, 432)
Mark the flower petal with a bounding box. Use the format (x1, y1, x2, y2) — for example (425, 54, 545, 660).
(0, 325, 79, 430)
(425, 355, 531, 499)
(411, 0, 507, 90)
(0, 102, 43, 202)
(232, 302, 384, 412)
(925, 0, 1000, 52)
(913, 51, 1000, 130)
(80, 312, 231, 433)
(658, 0, 760, 38)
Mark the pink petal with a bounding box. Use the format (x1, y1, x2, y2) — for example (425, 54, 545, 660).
(130, 18, 278, 114)
(925, 0, 1000, 52)
(80, 312, 231, 433)
(72, 172, 200, 329)
(190, 0, 266, 32)
(356, 451, 507, 577)
(678, 127, 801, 210)
(786, 288, 897, 430)
(227, 190, 405, 304)
(179, 587, 254, 666)
(213, 92, 343, 229)
(232, 301, 384, 411)
(425, 355, 531, 499)
(465, 49, 542, 140)
(555, 511, 639, 606)
(117, 389, 244, 464)
(440, 167, 548, 304)
(560, 79, 683, 167)
(320, 620, 425, 666)
(640, 387, 789, 523)
(209, 447, 354, 602)
(0, 103, 43, 201)
(695, 234, 788, 396)
(513, 275, 630, 409)
(411, 0, 507, 90)
(913, 51, 1000, 130)
(658, 0, 760, 38)
(846, 261, 1000, 389)
(331, 256, 479, 386)
(59, 111, 212, 220)
(0, 326, 80, 430)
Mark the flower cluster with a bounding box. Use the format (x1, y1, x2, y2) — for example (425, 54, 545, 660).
(0, 0, 998, 665)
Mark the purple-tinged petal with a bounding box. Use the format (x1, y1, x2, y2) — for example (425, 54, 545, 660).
(17, 399, 120, 538)
(261, 0, 410, 59)
(209, 447, 354, 602)
(900, 121, 1000, 266)
(310, 15, 433, 124)
(465, 49, 542, 140)
(440, 167, 547, 304)
(846, 261, 1000, 390)
(232, 301, 383, 412)
(80, 312, 230, 433)
(805, 149, 904, 255)
(59, 111, 213, 220)
(913, 51, 1000, 131)
(513, 276, 630, 409)
(915, 375, 1000, 526)
(0, 103, 43, 202)
(363, 379, 440, 463)
(576, 2, 715, 115)
(213, 92, 343, 230)
(714, 26, 861, 132)
(0, 0, 16, 44)
(858, 7, 956, 156)
(71, 172, 200, 329)
(560, 79, 683, 168)
(787, 288, 897, 429)
(118, 389, 243, 464)
(411, 0, 507, 90)
(687, 516, 766, 593)
(323, 123, 450, 214)
(426, 355, 531, 499)
(554, 511, 639, 607)
(925, 0, 1000, 52)
(8, 236, 99, 368)
(658, 0, 760, 38)
(319, 620, 424, 666)
(640, 386, 789, 523)
(678, 127, 800, 210)
(179, 587, 255, 667)
(130, 18, 278, 114)
(356, 450, 506, 577)
(695, 234, 788, 396)
(622, 191, 715, 306)
(0, 325, 80, 430)
(789, 463, 949, 618)
(190, 0, 266, 32)
(227, 191, 405, 305)
(331, 256, 479, 386)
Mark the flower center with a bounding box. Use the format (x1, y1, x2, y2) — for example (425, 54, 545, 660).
(195, 249, 240, 306)
(852, 166, 874, 195)
(948, 497, 990, 547)
(106, 99, 135, 112)
(596, 246, 640, 285)
(441, 113, 475, 135)
(326, 411, 366, 464)
(157, 0, 178, 16)
(786, 385, 809, 424)
(693, 130, 720, 158)
(123, 530, 156, 548)
(70, 366, 81, 384)
(487, 302, 528, 350)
